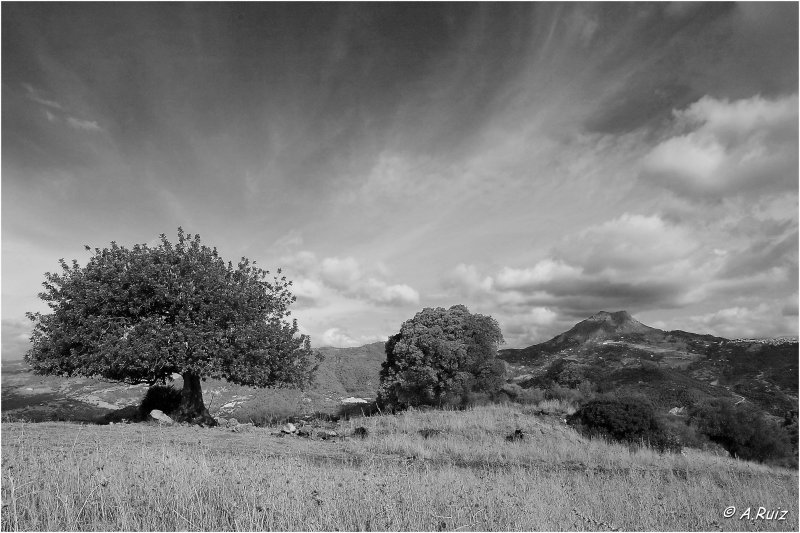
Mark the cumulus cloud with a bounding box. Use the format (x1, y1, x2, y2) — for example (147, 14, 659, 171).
(642, 94, 798, 199)
(279, 251, 419, 308)
(677, 304, 797, 339)
(320, 256, 362, 291)
(442, 212, 731, 342)
(2, 318, 33, 360)
(495, 260, 582, 291)
(447, 263, 494, 294)
(321, 327, 385, 348)
(497, 307, 560, 347)
(360, 278, 419, 306)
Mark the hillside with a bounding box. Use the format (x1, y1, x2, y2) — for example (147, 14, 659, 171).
(4, 311, 797, 424)
(4, 404, 797, 531)
(2, 342, 388, 423)
(499, 311, 798, 417)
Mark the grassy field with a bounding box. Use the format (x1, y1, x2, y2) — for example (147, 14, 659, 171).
(2, 404, 797, 531)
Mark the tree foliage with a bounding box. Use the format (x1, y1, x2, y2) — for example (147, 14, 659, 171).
(25, 228, 318, 423)
(690, 399, 793, 464)
(567, 397, 681, 453)
(378, 305, 505, 409)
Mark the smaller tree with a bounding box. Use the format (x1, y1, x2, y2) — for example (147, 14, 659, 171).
(378, 305, 505, 410)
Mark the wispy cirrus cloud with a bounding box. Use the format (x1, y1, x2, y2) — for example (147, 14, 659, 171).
(65, 116, 103, 132)
(22, 82, 64, 110)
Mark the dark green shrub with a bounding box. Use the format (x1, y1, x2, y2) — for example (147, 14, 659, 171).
(568, 397, 680, 453)
(139, 384, 182, 418)
(690, 399, 793, 465)
(546, 383, 585, 404)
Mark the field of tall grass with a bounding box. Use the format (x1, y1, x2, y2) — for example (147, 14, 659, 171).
(2, 404, 797, 531)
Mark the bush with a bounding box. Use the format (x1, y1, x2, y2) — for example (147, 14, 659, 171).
(500, 383, 547, 405)
(139, 385, 182, 418)
(568, 397, 680, 453)
(546, 383, 586, 404)
(690, 399, 793, 465)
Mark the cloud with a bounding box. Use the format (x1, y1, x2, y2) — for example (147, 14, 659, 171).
(280, 251, 419, 308)
(290, 278, 324, 308)
(495, 260, 582, 291)
(2, 318, 33, 360)
(320, 256, 362, 291)
(321, 327, 385, 348)
(447, 263, 494, 294)
(442, 212, 726, 341)
(360, 279, 419, 306)
(497, 307, 559, 347)
(642, 94, 798, 199)
(677, 304, 797, 339)
(556, 213, 700, 277)
(23, 83, 64, 110)
(273, 230, 304, 250)
(66, 116, 103, 132)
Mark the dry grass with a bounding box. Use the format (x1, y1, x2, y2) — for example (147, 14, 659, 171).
(2, 404, 797, 531)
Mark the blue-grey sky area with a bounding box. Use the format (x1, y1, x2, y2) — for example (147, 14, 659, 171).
(2, 3, 798, 359)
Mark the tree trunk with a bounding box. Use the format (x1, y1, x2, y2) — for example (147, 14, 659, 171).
(176, 372, 216, 426)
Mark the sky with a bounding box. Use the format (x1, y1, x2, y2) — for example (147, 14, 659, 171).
(2, 2, 798, 360)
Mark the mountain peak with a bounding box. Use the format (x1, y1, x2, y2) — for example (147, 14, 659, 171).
(551, 310, 655, 345)
(587, 310, 636, 324)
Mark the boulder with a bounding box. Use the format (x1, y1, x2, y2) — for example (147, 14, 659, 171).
(281, 422, 297, 434)
(149, 409, 175, 425)
(317, 430, 338, 440)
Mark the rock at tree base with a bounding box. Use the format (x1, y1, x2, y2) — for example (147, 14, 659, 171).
(226, 417, 239, 428)
(149, 409, 175, 425)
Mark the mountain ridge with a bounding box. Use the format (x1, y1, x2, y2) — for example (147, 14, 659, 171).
(3, 311, 796, 423)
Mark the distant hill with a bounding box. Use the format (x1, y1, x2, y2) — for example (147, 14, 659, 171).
(499, 310, 798, 417)
(1, 342, 389, 423)
(4, 312, 796, 423)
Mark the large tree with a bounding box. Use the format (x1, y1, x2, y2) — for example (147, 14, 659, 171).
(25, 228, 318, 425)
(378, 305, 505, 409)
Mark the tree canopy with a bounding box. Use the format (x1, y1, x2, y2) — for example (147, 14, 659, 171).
(378, 305, 505, 409)
(25, 228, 318, 424)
